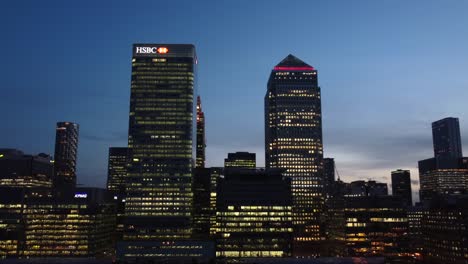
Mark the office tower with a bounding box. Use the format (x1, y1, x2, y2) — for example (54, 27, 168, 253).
(120, 44, 197, 260)
(407, 205, 426, 258)
(421, 196, 468, 263)
(419, 118, 468, 202)
(215, 168, 293, 258)
(53, 121, 79, 191)
(323, 158, 335, 198)
(192, 167, 222, 239)
(196, 96, 206, 168)
(328, 196, 409, 257)
(432, 117, 462, 159)
(107, 147, 128, 194)
(0, 149, 53, 188)
(0, 187, 116, 258)
(224, 152, 256, 168)
(264, 54, 324, 254)
(391, 169, 412, 207)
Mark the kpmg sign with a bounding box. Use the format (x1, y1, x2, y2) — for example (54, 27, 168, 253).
(135, 46, 169, 54)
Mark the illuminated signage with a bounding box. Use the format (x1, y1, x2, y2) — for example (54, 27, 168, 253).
(74, 193, 87, 198)
(136, 46, 169, 54)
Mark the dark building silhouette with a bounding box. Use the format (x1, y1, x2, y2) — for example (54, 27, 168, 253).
(106, 147, 128, 194)
(323, 158, 335, 199)
(215, 168, 293, 258)
(391, 169, 412, 207)
(224, 152, 256, 168)
(53, 122, 79, 191)
(196, 96, 206, 168)
(344, 180, 388, 197)
(0, 149, 53, 188)
(432, 117, 462, 159)
(120, 44, 198, 261)
(264, 54, 324, 255)
(192, 167, 222, 239)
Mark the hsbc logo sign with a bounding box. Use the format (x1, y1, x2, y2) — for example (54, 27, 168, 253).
(136, 46, 169, 54)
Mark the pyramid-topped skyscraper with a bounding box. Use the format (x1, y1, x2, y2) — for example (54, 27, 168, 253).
(265, 54, 324, 256)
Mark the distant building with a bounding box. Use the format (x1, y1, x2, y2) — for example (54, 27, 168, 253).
(328, 195, 409, 257)
(196, 96, 206, 168)
(106, 147, 128, 194)
(344, 180, 388, 197)
(264, 55, 324, 255)
(0, 149, 53, 188)
(391, 169, 412, 207)
(53, 122, 79, 191)
(215, 168, 293, 258)
(432, 117, 462, 159)
(224, 152, 256, 168)
(323, 158, 335, 199)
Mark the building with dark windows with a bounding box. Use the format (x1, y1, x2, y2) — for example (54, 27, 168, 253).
(224, 152, 256, 168)
(196, 96, 206, 168)
(215, 168, 293, 258)
(192, 167, 222, 239)
(106, 147, 128, 195)
(391, 169, 412, 207)
(343, 180, 388, 197)
(53, 122, 79, 192)
(419, 118, 468, 202)
(0, 149, 53, 188)
(323, 158, 335, 199)
(264, 54, 324, 256)
(119, 44, 199, 262)
(432, 117, 462, 159)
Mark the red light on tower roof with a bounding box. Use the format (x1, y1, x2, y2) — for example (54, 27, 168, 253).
(157, 47, 168, 54)
(273, 66, 315, 71)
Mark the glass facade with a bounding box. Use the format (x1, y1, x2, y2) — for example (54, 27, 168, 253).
(107, 147, 128, 194)
(53, 122, 79, 191)
(122, 44, 197, 257)
(264, 55, 324, 251)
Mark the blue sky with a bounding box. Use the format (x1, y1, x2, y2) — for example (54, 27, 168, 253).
(1, 0, 468, 201)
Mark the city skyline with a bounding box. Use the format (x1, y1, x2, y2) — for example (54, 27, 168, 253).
(2, 1, 468, 203)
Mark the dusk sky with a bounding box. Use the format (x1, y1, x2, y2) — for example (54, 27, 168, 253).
(2, 1, 468, 202)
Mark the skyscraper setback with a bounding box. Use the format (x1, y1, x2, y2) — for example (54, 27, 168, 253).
(120, 44, 197, 260)
(53, 121, 79, 191)
(264, 54, 324, 255)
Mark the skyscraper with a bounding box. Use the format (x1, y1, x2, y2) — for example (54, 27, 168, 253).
(323, 158, 335, 199)
(120, 44, 197, 260)
(196, 96, 206, 168)
(107, 147, 128, 194)
(419, 118, 468, 202)
(432, 117, 462, 159)
(53, 121, 79, 191)
(264, 54, 324, 255)
(224, 152, 256, 168)
(391, 169, 412, 207)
